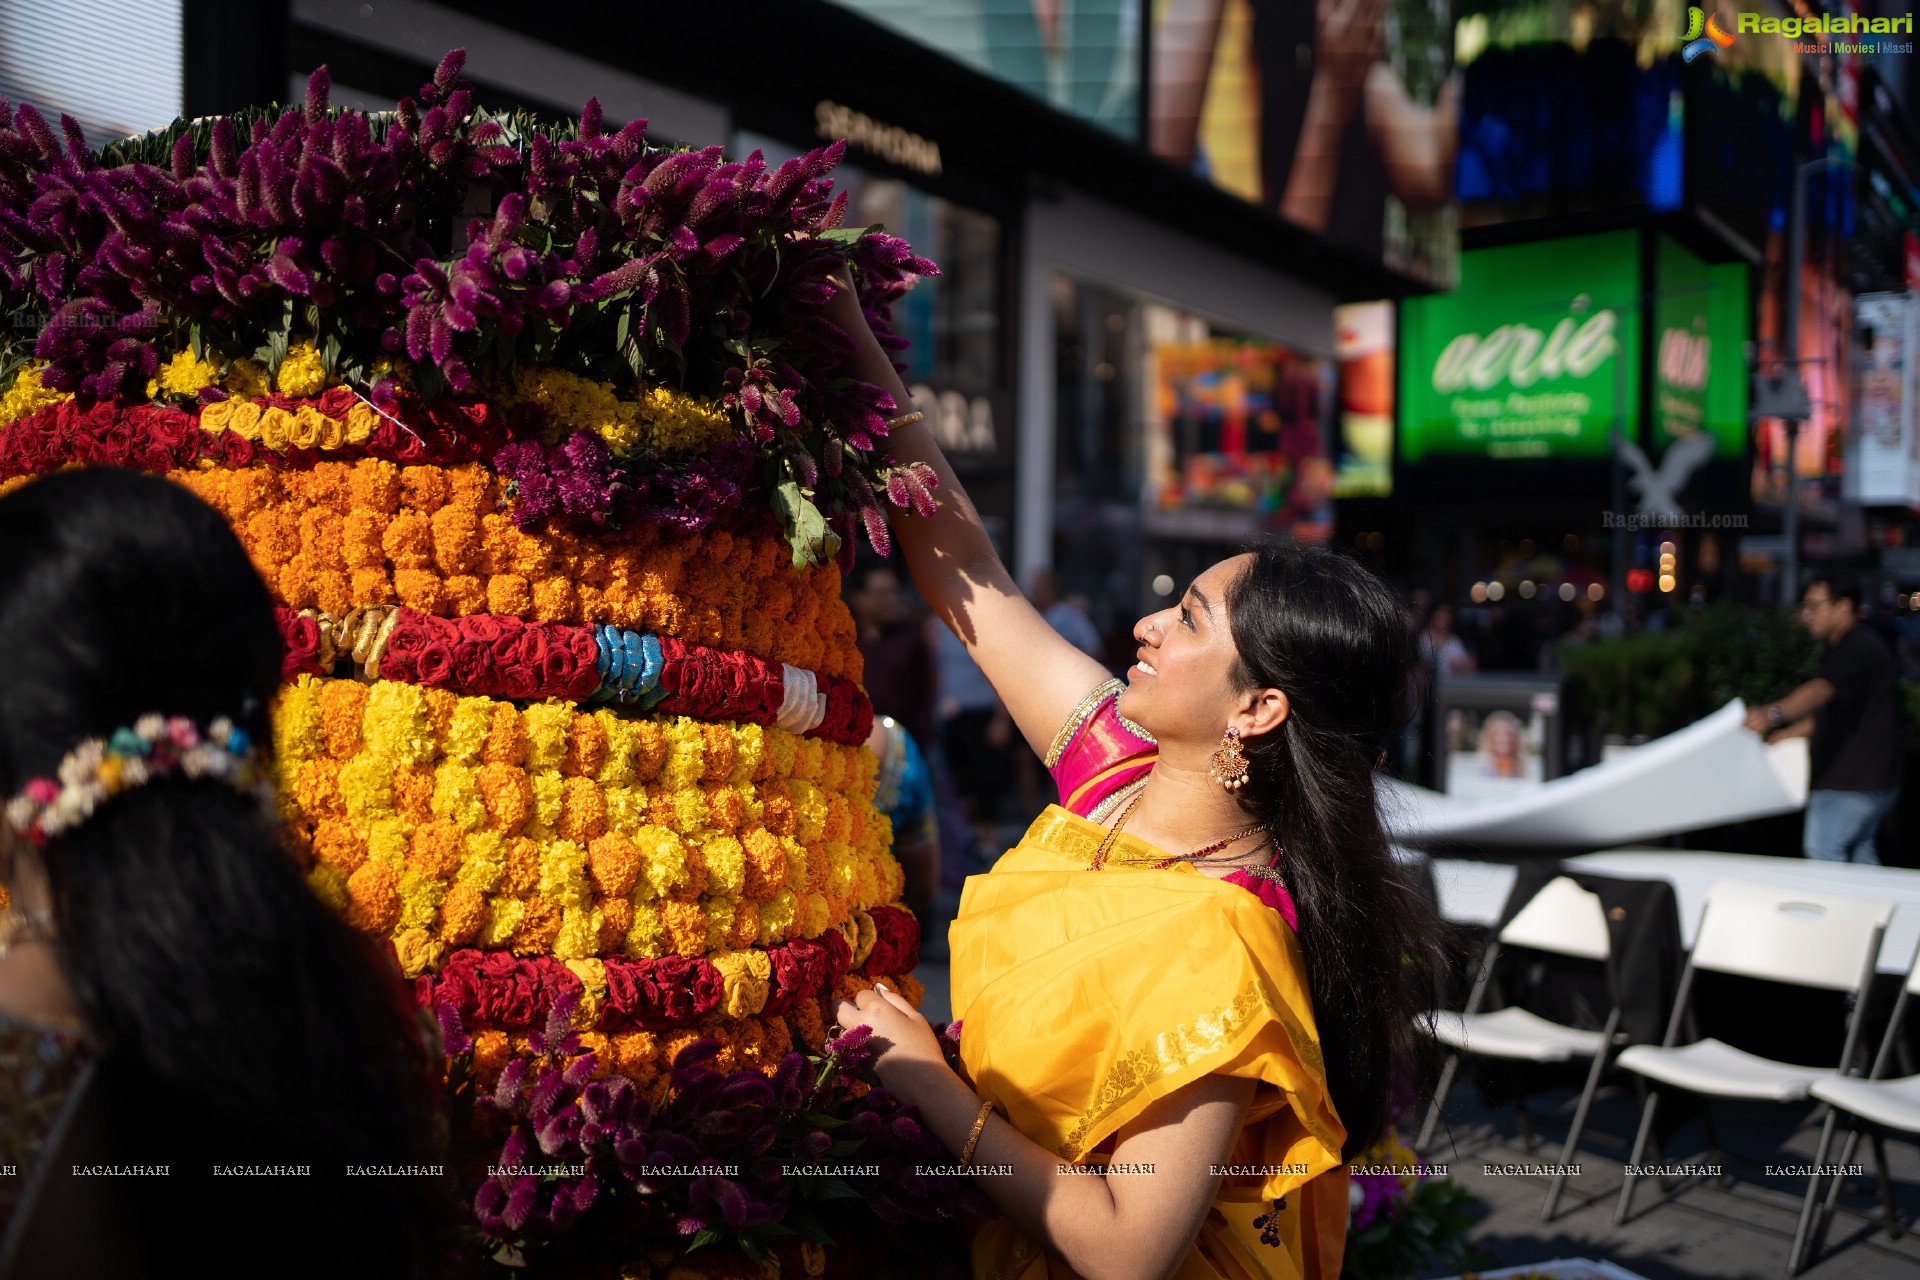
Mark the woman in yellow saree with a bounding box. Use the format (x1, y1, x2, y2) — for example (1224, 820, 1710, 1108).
(824, 275, 1440, 1279)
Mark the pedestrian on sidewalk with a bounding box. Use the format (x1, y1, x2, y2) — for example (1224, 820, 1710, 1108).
(1745, 576, 1902, 864)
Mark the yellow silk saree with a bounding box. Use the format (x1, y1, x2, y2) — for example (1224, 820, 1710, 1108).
(949, 806, 1349, 1280)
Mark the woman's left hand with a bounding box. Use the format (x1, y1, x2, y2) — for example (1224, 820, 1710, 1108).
(832, 983, 948, 1081)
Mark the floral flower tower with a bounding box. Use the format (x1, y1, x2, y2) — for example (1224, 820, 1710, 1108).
(0, 55, 966, 1276)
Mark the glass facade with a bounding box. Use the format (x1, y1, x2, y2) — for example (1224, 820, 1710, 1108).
(824, 0, 1141, 138)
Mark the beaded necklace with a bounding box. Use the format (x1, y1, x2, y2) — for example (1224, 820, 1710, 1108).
(1088, 791, 1278, 874)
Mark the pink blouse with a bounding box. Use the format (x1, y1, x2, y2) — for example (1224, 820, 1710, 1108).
(1045, 679, 1297, 932)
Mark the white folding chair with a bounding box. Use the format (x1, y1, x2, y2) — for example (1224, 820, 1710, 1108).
(1609, 877, 1891, 1270)
(1415, 876, 1629, 1220)
(1788, 939, 1920, 1275)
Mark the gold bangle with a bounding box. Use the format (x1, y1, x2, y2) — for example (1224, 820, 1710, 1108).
(884, 410, 924, 431)
(959, 1098, 996, 1169)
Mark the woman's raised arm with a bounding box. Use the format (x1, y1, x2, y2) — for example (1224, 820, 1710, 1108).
(826, 274, 1110, 760)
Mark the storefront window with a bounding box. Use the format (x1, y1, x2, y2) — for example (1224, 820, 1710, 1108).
(1052, 272, 1332, 650)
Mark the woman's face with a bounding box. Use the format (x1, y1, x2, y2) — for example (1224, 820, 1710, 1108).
(1116, 554, 1261, 748)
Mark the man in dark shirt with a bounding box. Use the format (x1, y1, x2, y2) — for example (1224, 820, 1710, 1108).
(1745, 578, 1902, 863)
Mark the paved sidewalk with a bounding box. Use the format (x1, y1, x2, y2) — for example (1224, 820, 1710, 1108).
(1424, 1082, 1920, 1278)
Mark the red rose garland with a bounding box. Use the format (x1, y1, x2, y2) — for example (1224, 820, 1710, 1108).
(278, 606, 874, 746)
(413, 915, 915, 1034)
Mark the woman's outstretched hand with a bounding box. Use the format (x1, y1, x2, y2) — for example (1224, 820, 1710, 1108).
(832, 982, 948, 1081)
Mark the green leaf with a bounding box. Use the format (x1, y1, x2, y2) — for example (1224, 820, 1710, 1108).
(798, 1112, 848, 1130)
(683, 1226, 723, 1254)
(818, 223, 883, 245)
(772, 479, 838, 569)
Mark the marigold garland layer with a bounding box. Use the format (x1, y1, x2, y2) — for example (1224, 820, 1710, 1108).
(1, 353, 739, 459)
(273, 677, 899, 974)
(177, 461, 860, 680)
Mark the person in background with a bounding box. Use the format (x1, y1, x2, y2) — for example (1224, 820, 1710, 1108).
(848, 560, 937, 750)
(934, 620, 1017, 846)
(0, 471, 448, 1278)
(867, 715, 941, 952)
(1418, 601, 1475, 679)
(1746, 577, 1902, 864)
(1026, 566, 1104, 661)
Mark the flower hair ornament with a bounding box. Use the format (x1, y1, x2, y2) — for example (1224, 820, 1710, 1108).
(4, 715, 265, 848)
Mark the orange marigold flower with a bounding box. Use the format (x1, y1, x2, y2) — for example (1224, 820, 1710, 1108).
(293, 758, 346, 818)
(661, 900, 707, 957)
(510, 897, 562, 955)
(311, 820, 368, 874)
(482, 703, 528, 766)
(399, 465, 450, 511)
(486, 573, 532, 616)
(318, 681, 368, 759)
(407, 818, 463, 879)
(393, 567, 445, 615)
(438, 881, 486, 945)
(502, 835, 542, 898)
(393, 764, 436, 824)
(598, 900, 633, 953)
(586, 833, 641, 898)
(563, 716, 608, 778)
(344, 862, 401, 932)
(557, 775, 608, 843)
(471, 1029, 511, 1088)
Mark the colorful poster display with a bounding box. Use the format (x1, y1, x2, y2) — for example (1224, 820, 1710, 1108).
(1399, 230, 1640, 462)
(1333, 301, 1394, 497)
(1652, 235, 1750, 461)
(1850, 292, 1920, 507)
(1148, 337, 1332, 538)
(1148, 0, 1458, 285)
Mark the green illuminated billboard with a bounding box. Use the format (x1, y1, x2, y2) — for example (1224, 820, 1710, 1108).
(1653, 236, 1749, 460)
(1400, 230, 1640, 461)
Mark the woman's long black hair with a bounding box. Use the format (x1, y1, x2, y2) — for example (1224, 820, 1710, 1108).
(1225, 542, 1442, 1160)
(0, 470, 447, 1273)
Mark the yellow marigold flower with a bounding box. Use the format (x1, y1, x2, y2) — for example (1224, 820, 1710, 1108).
(626, 900, 667, 958)
(757, 888, 798, 946)
(479, 896, 526, 947)
(537, 839, 592, 913)
(702, 836, 746, 898)
(273, 676, 324, 764)
(398, 869, 445, 932)
(523, 701, 572, 770)
(801, 891, 831, 938)
(444, 698, 492, 766)
(155, 348, 220, 399)
(457, 830, 507, 894)
(338, 756, 397, 822)
(528, 769, 564, 836)
(362, 681, 438, 767)
(430, 762, 487, 833)
(661, 720, 706, 793)
(276, 341, 329, 398)
(0, 362, 71, 426)
(565, 958, 608, 1026)
(638, 385, 733, 454)
(704, 898, 736, 952)
(635, 825, 689, 899)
